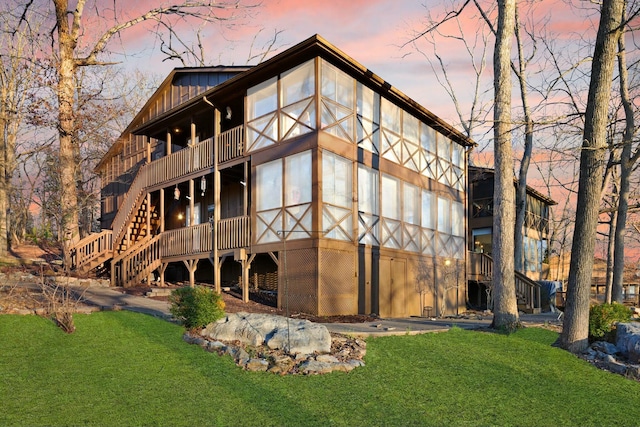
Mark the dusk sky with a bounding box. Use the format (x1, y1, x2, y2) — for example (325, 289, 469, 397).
(109, 0, 601, 138)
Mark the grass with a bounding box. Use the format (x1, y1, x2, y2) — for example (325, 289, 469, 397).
(1, 312, 640, 427)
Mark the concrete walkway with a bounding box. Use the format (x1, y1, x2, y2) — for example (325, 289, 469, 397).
(76, 285, 562, 337)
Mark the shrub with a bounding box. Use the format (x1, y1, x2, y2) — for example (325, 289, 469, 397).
(589, 303, 632, 342)
(169, 286, 226, 329)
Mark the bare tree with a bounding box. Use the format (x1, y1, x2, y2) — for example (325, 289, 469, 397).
(611, 9, 640, 303)
(18, 0, 260, 267)
(558, 0, 625, 353)
(490, 0, 520, 331)
(0, 2, 44, 256)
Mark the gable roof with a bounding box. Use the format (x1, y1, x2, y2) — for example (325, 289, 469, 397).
(97, 34, 475, 171)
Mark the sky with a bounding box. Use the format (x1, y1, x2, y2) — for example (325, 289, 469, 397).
(107, 0, 480, 125)
(108, 0, 600, 138)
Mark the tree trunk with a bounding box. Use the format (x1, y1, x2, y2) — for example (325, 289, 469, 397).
(55, 0, 81, 267)
(605, 210, 617, 303)
(557, 0, 624, 353)
(513, 4, 533, 274)
(491, 0, 520, 331)
(0, 104, 7, 257)
(612, 18, 634, 303)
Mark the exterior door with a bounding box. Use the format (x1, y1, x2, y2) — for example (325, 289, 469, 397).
(379, 257, 406, 318)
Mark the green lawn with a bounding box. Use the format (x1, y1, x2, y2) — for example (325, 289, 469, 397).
(1, 311, 639, 427)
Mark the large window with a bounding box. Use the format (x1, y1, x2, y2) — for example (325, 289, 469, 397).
(247, 60, 316, 152)
(322, 151, 353, 241)
(357, 165, 379, 245)
(381, 174, 401, 249)
(321, 60, 355, 142)
(356, 83, 380, 153)
(255, 150, 312, 243)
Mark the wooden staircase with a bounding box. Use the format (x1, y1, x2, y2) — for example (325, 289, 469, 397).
(69, 127, 247, 286)
(69, 230, 113, 273)
(467, 251, 541, 313)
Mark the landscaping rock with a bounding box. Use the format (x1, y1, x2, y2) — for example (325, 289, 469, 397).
(184, 313, 366, 375)
(616, 323, 640, 363)
(592, 341, 619, 355)
(201, 312, 331, 354)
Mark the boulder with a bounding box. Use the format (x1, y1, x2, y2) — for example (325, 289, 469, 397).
(616, 322, 640, 363)
(201, 312, 331, 355)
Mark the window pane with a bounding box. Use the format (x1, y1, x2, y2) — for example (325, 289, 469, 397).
(256, 160, 282, 211)
(323, 151, 352, 208)
(452, 201, 464, 237)
(358, 165, 378, 214)
(437, 196, 451, 234)
(322, 60, 354, 108)
(281, 60, 315, 107)
(247, 77, 277, 120)
(437, 134, 451, 162)
(285, 150, 312, 206)
(381, 98, 400, 134)
(403, 113, 419, 144)
(403, 182, 420, 225)
(421, 124, 436, 153)
(381, 174, 400, 219)
(422, 190, 434, 229)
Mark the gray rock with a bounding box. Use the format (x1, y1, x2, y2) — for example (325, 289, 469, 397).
(616, 322, 640, 363)
(591, 341, 619, 355)
(267, 322, 331, 354)
(299, 360, 334, 375)
(245, 358, 269, 371)
(201, 312, 331, 355)
(316, 354, 339, 364)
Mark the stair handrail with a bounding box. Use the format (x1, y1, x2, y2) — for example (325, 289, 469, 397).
(110, 137, 216, 250)
(467, 251, 541, 310)
(117, 234, 162, 287)
(70, 230, 113, 270)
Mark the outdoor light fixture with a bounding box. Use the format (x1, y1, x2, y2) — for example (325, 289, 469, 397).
(178, 213, 184, 220)
(174, 185, 180, 200)
(226, 106, 232, 120)
(239, 180, 246, 187)
(201, 176, 206, 196)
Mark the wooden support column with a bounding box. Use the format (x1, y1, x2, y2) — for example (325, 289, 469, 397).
(236, 251, 256, 303)
(190, 120, 197, 146)
(213, 108, 221, 293)
(146, 136, 151, 163)
(160, 188, 165, 233)
(243, 161, 248, 216)
(146, 192, 153, 284)
(183, 259, 199, 287)
(189, 179, 195, 226)
(166, 130, 172, 155)
(159, 262, 168, 287)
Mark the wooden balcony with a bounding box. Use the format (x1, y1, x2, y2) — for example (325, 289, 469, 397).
(160, 216, 250, 260)
(218, 125, 244, 163)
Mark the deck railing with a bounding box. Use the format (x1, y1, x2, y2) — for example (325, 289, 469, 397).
(218, 216, 250, 250)
(70, 230, 113, 271)
(161, 223, 213, 258)
(118, 235, 162, 287)
(111, 137, 215, 246)
(159, 216, 250, 258)
(218, 125, 244, 163)
(467, 251, 541, 310)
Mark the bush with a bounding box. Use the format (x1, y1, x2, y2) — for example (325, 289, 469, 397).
(169, 286, 226, 329)
(589, 303, 632, 342)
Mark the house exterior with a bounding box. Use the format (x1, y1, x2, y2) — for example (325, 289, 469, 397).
(466, 166, 556, 311)
(73, 35, 474, 318)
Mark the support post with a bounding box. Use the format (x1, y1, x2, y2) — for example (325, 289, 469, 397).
(213, 108, 221, 292)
